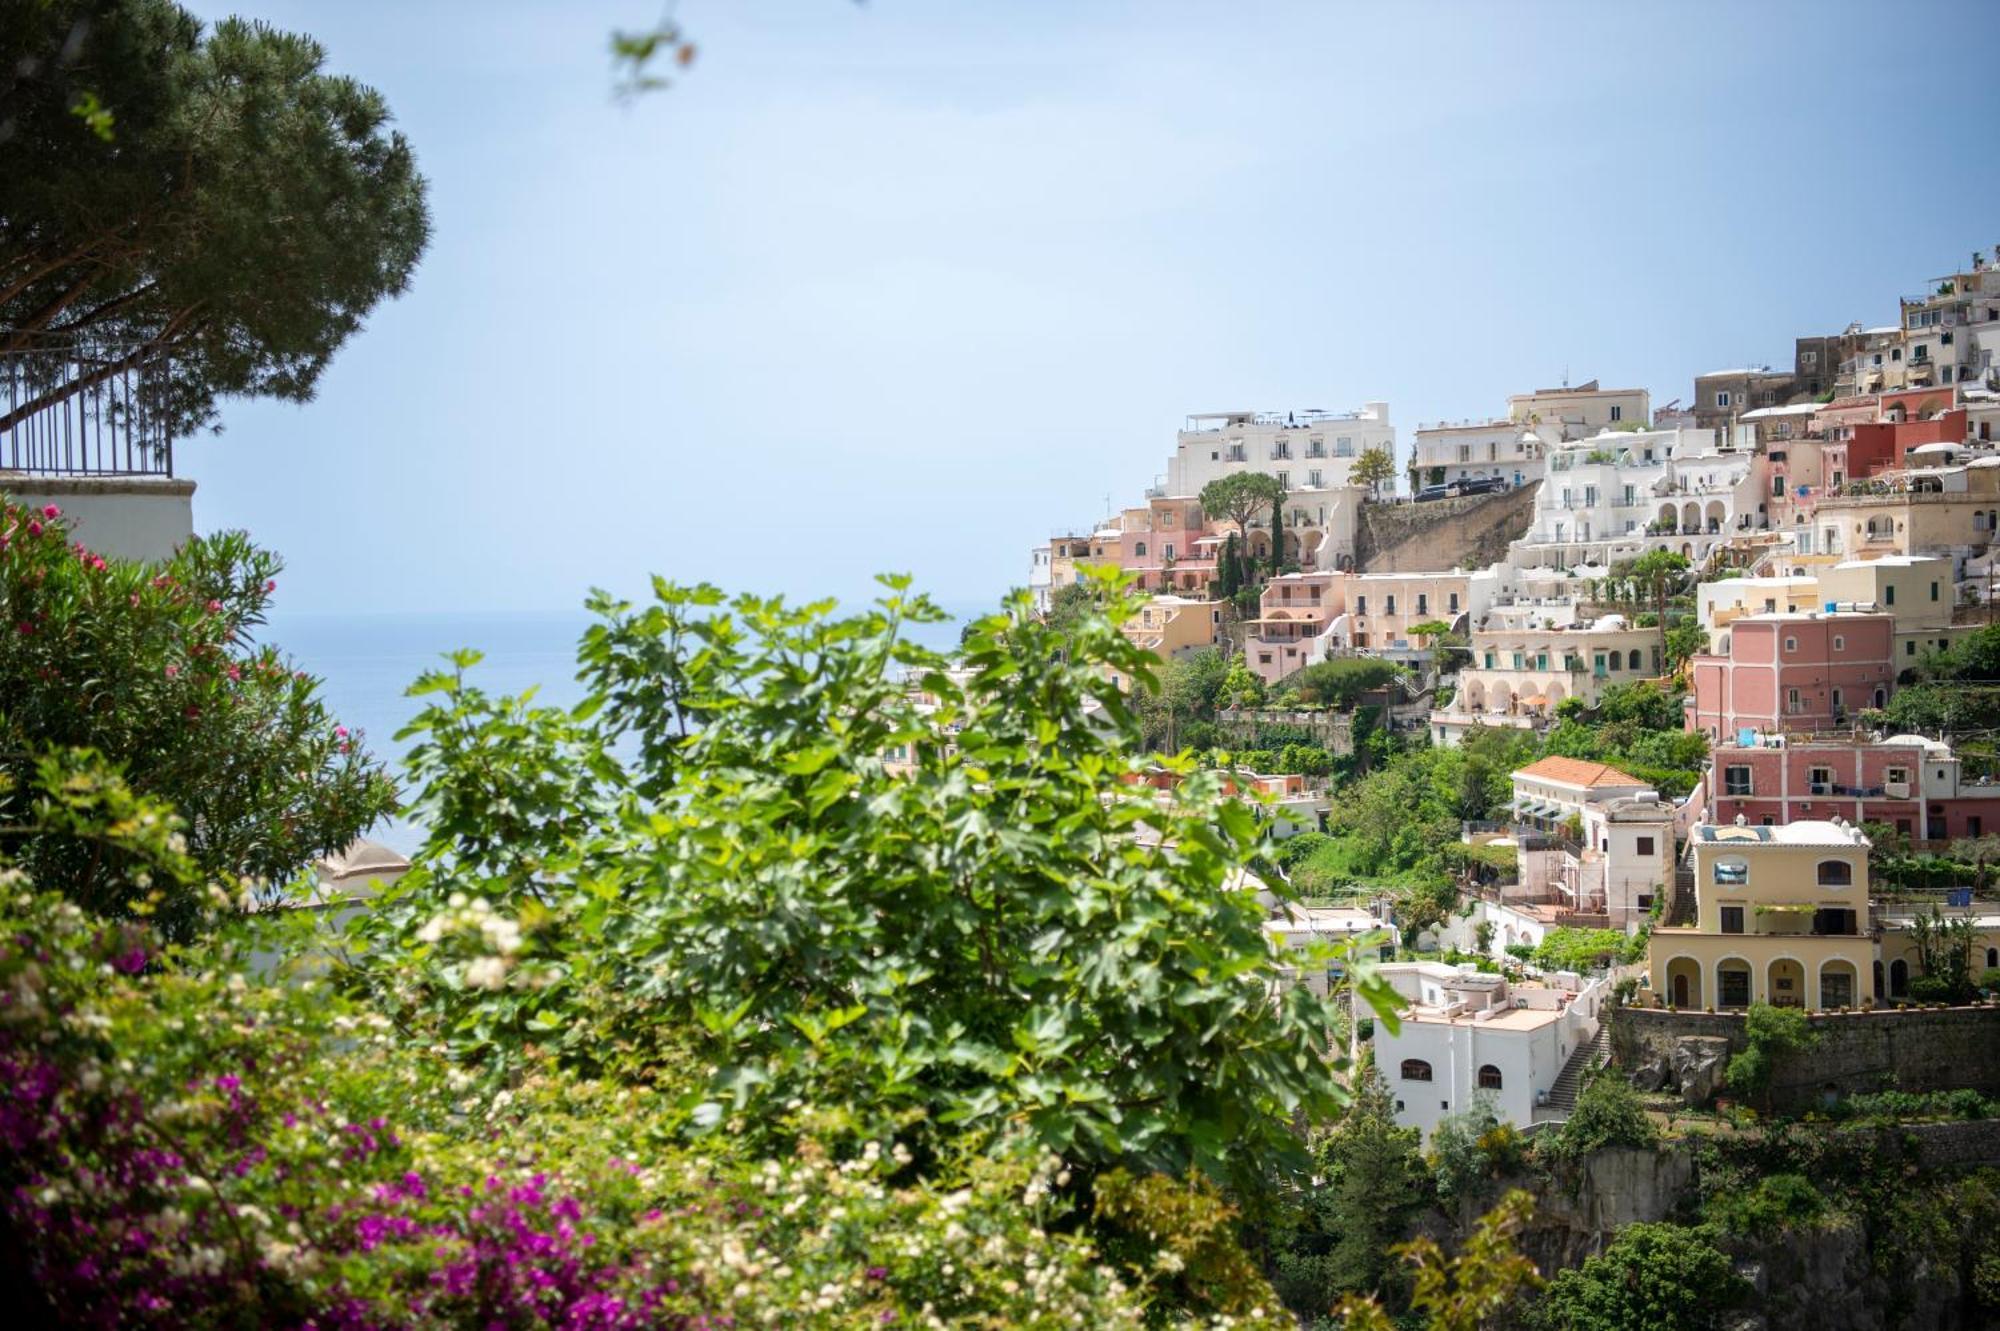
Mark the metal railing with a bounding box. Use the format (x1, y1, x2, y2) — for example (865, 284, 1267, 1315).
(1, 336, 174, 477)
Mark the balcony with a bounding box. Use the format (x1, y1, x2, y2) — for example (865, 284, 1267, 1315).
(2, 336, 176, 478)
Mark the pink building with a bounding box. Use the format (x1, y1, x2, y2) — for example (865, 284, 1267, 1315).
(1703, 734, 2000, 844)
(1686, 612, 1895, 738)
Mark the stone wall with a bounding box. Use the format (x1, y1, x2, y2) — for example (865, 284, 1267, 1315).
(1615, 1003, 2000, 1108)
(1354, 483, 1537, 575)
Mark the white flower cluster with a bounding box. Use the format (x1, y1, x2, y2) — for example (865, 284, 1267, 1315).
(414, 894, 524, 991)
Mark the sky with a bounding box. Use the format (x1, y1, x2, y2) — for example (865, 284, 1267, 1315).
(181, 0, 2000, 617)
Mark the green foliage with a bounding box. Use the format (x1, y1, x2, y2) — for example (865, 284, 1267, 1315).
(1199, 473, 1285, 537)
(1351, 447, 1396, 493)
(1044, 579, 1099, 635)
(1221, 655, 1268, 708)
(1530, 927, 1628, 974)
(1427, 1095, 1525, 1214)
(1704, 1173, 1828, 1234)
(1528, 1222, 1748, 1330)
(1276, 830, 1332, 869)
(1725, 1003, 1818, 1107)
(0, 880, 1277, 1328)
(0, 0, 430, 435)
(1542, 1072, 1657, 1164)
(355, 576, 1397, 1192)
(1279, 1072, 1431, 1311)
(1337, 1190, 1543, 1331)
(1909, 904, 1978, 1002)
(1287, 658, 1402, 710)
(1664, 620, 1707, 669)
(0, 498, 393, 939)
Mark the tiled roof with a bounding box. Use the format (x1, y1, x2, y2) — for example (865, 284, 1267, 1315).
(1513, 756, 1644, 788)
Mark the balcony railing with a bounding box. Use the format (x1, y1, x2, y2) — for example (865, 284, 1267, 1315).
(1, 336, 175, 478)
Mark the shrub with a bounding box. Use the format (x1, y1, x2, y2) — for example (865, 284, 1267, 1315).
(354, 577, 1399, 1191)
(1542, 1073, 1657, 1164)
(1530, 927, 1627, 973)
(1705, 1173, 1828, 1235)
(0, 497, 392, 938)
(1725, 1003, 1818, 1109)
(1277, 830, 1333, 869)
(1528, 1222, 1748, 1330)
(0, 884, 1277, 1328)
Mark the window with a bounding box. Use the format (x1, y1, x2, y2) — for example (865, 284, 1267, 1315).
(1885, 583, 1896, 606)
(1356, 596, 1367, 616)
(1636, 836, 1656, 856)
(1449, 593, 1460, 612)
(1416, 594, 1428, 614)
(1335, 436, 1354, 457)
(1723, 766, 1752, 796)
(1931, 580, 1940, 602)
(1720, 966, 1752, 1008)
(1970, 816, 1983, 838)
(1787, 687, 1802, 713)
(1276, 470, 1290, 489)
(1832, 635, 1844, 651)
(1817, 860, 1853, 887)
(1610, 405, 1624, 422)
(1784, 636, 1798, 653)
(1308, 468, 1322, 488)
(1831, 689, 1844, 715)
(1908, 641, 1918, 657)
(1401, 1059, 1433, 1082)
(1477, 1065, 1503, 1090)
(1133, 541, 1147, 557)
(1714, 857, 1748, 885)
(1628, 649, 1642, 670)
(1720, 905, 1745, 934)
(1809, 766, 1833, 794)
(1385, 595, 1397, 615)
(1716, 390, 1733, 408)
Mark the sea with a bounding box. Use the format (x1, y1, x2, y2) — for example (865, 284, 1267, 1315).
(265, 603, 993, 857)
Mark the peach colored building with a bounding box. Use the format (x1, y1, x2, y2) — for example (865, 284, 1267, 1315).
(1686, 611, 1895, 739)
(1430, 616, 1661, 745)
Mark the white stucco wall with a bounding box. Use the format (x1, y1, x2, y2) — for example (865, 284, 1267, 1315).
(2, 477, 196, 563)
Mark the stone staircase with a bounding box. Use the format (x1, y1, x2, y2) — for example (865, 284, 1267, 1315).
(1544, 1026, 1611, 1113)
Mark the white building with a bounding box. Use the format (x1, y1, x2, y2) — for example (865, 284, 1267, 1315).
(1165, 403, 1397, 500)
(1409, 420, 1543, 490)
(1510, 757, 1675, 928)
(1373, 962, 1606, 1137)
(1263, 904, 1398, 998)
(1429, 614, 1662, 745)
(1512, 426, 1760, 570)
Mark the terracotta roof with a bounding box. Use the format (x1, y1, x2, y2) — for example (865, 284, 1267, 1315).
(1513, 756, 1644, 788)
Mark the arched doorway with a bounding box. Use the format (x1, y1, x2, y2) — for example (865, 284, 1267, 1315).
(1890, 958, 1910, 999)
(1665, 956, 1702, 1009)
(1819, 960, 1858, 1010)
(1769, 958, 1805, 1008)
(1717, 959, 1752, 1009)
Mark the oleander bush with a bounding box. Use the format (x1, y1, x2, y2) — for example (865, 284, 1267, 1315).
(0, 495, 394, 938)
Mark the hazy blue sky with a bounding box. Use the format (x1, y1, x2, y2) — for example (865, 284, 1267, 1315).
(183, 0, 2000, 616)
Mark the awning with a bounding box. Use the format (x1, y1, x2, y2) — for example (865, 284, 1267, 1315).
(1520, 694, 1549, 707)
(1910, 442, 1962, 456)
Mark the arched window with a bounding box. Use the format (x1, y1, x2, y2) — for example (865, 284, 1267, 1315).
(1988, 947, 1997, 970)
(1817, 860, 1853, 887)
(1627, 649, 1642, 671)
(1400, 1059, 1434, 1082)
(1477, 1064, 1503, 1090)
(1133, 541, 1147, 557)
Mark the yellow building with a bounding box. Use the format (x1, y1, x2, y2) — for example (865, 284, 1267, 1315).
(1650, 819, 1874, 1011)
(1108, 595, 1223, 691)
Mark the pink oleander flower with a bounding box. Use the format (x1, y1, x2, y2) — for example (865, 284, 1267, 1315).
(26, 521, 41, 537)
(205, 599, 222, 614)
(165, 664, 179, 678)
(226, 665, 241, 682)
(264, 579, 276, 592)
(40, 504, 60, 518)
(335, 726, 349, 739)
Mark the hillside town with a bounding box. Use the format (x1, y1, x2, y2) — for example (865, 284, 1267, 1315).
(1030, 242, 2000, 1137)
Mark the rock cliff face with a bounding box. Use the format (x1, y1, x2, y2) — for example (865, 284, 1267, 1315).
(1353, 484, 1537, 575)
(1506, 1132, 2000, 1330)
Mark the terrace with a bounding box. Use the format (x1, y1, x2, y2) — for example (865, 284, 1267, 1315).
(2, 336, 176, 478)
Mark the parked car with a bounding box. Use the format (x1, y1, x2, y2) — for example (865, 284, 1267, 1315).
(1449, 476, 1508, 497)
(1415, 484, 1450, 503)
